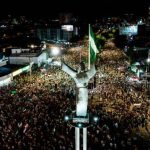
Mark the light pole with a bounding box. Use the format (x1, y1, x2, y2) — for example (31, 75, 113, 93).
(147, 63, 150, 95)
(146, 49, 150, 95)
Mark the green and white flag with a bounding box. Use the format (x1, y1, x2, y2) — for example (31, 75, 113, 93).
(89, 25, 99, 66)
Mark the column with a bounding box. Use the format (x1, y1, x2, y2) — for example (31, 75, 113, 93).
(75, 127, 80, 150)
(83, 128, 87, 150)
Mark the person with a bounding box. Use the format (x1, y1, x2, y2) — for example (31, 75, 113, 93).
(51, 59, 96, 117)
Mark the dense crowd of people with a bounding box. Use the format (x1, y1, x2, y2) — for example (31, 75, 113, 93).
(0, 39, 150, 149)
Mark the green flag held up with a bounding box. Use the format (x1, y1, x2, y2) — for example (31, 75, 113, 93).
(89, 25, 99, 68)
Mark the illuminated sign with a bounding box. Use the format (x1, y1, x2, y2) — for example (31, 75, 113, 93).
(61, 25, 73, 31)
(119, 25, 138, 35)
(73, 117, 89, 123)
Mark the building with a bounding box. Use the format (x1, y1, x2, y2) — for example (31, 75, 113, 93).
(9, 48, 48, 67)
(37, 25, 78, 42)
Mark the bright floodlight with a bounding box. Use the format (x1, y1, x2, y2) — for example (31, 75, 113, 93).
(147, 58, 150, 63)
(93, 117, 98, 122)
(64, 116, 69, 121)
(77, 123, 82, 128)
(51, 47, 60, 56)
(31, 44, 35, 48)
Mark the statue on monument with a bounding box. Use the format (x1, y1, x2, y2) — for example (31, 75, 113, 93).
(51, 59, 96, 117)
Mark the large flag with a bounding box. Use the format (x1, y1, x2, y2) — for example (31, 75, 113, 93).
(89, 25, 99, 65)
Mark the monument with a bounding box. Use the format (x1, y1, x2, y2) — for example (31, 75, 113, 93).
(51, 59, 96, 150)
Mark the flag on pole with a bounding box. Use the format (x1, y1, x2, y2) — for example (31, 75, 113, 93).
(89, 25, 99, 66)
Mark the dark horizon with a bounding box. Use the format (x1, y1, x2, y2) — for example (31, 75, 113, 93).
(0, 0, 148, 19)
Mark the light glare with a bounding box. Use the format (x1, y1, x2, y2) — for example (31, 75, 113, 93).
(51, 47, 60, 56)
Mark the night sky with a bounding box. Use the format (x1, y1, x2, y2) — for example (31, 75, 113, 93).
(0, 0, 148, 19)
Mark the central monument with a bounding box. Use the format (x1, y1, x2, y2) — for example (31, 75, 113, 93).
(53, 60, 96, 117)
(51, 59, 96, 150)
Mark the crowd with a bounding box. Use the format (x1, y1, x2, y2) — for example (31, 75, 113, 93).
(0, 39, 150, 149)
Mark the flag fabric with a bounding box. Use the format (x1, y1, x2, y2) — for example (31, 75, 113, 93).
(89, 25, 99, 64)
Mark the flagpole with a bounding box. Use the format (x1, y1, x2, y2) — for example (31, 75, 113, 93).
(88, 24, 90, 70)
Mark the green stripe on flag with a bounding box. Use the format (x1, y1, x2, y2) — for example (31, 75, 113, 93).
(89, 26, 99, 64)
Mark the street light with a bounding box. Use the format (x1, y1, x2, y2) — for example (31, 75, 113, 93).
(146, 49, 150, 95)
(147, 58, 150, 77)
(147, 49, 150, 68)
